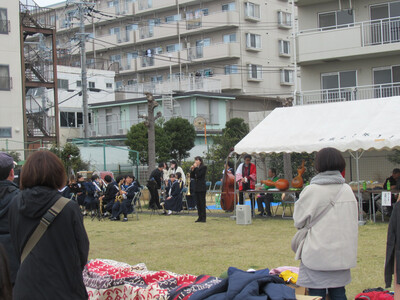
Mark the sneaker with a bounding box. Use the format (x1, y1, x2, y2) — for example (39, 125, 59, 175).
(110, 217, 120, 221)
(122, 218, 128, 222)
(167, 210, 172, 215)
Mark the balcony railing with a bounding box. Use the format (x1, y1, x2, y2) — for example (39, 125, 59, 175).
(20, 0, 56, 29)
(298, 17, 400, 47)
(119, 75, 221, 95)
(297, 83, 400, 105)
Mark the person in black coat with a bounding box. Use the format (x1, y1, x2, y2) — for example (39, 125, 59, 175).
(190, 156, 208, 223)
(385, 200, 400, 289)
(0, 152, 20, 288)
(147, 162, 165, 210)
(8, 150, 89, 300)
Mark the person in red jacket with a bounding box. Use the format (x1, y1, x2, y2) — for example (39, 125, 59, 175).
(235, 154, 257, 215)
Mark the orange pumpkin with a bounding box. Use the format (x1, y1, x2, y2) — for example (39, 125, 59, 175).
(275, 179, 289, 191)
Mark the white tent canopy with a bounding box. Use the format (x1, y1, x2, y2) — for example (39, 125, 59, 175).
(234, 97, 400, 155)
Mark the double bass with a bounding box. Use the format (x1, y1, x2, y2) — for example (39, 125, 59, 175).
(220, 150, 237, 212)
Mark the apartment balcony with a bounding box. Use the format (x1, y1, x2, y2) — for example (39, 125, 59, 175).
(135, 10, 239, 44)
(214, 74, 242, 90)
(188, 42, 240, 63)
(134, 51, 188, 72)
(93, 30, 135, 52)
(119, 75, 221, 95)
(297, 18, 400, 64)
(134, 0, 215, 16)
(296, 83, 400, 105)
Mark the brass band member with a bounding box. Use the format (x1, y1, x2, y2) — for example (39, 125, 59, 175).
(190, 156, 207, 223)
(147, 163, 165, 210)
(111, 175, 139, 222)
(98, 175, 118, 217)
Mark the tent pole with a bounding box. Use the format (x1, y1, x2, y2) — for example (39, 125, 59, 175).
(231, 154, 238, 220)
(354, 150, 366, 226)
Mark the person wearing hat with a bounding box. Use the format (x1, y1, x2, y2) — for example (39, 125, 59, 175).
(0, 152, 20, 287)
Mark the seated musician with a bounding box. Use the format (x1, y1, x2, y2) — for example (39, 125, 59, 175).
(161, 174, 182, 215)
(111, 174, 139, 222)
(99, 175, 118, 216)
(83, 175, 102, 217)
(257, 168, 279, 217)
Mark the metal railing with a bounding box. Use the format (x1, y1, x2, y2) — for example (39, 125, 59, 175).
(297, 83, 400, 105)
(120, 75, 221, 95)
(19, 0, 56, 29)
(298, 17, 400, 47)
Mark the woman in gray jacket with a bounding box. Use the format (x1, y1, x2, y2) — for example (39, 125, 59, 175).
(293, 147, 358, 300)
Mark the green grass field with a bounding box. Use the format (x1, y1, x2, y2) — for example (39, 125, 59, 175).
(84, 207, 390, 299)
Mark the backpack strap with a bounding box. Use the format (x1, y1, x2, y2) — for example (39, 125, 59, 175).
(21, 197, 70, 263)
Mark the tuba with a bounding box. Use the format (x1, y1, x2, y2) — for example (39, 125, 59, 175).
(186, 173, 191, 196)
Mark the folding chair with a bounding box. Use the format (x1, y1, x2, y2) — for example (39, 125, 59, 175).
(281, 192, 296, 219)
(130, 190, 142, 220)
(180, 187, 190, 214)
(209, 181, 222, 203)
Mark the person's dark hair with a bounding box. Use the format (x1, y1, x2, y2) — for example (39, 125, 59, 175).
(126, 174, 134, 180)
(91, 174, 99, 181)
(115, 175, 124, 183)
(169, 173, 176, 178)
(0, 165, 13, 181)
(0, 245, 12, 299)
(269, 168, 277, 176)
(244, 154, 252, 161)
(77, 174, 83, 180)
(392, 168, 400, 174)
(104, 175, 112, 183)
(20, 150, 67, 190)
(158, 162, 165, 168)
(227, 161, 234, 169)
(194, 156, 204, 165)
(314, 147, 346, 173)
(176, 172, 182, 179)
(170, 160, 177, 169)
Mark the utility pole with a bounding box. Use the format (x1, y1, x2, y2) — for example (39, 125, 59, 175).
(70, 1, 95, 139)
(144, 93, 162, 171)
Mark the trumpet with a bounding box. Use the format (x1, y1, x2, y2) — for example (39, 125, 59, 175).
(115, 181, 123, 203)
(186, 173, 191, 196)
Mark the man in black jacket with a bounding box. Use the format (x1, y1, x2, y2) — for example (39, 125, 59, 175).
(147, 162, 165, 210)
(0, 152, 20, 286)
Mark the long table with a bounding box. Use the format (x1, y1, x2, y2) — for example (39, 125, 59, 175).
(358, 189, 400, 223)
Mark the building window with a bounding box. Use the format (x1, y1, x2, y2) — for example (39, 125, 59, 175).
(223, 33, 236, 43)
(0, 127, 11, 138)
(0, 8, 8, 34)
(77, 80, 82, 87)
(106, 82, 113, 88)
(89, 81, 95, 88)
(246, 33, 261, 49)
(278, 11, 292, 28)
(373, 65, 400, 97)
(245, 2, 260, 19)
(151, 75, 163, 83)
(165, 14, 181, 23)
(248, 64, 262, 80)
(281, 69, 294, 84)
(224, 65, 239, 74)
(60, 112, 76, 127)
(0, 65, 10, 90)
(321, 70, 356, 100)
(115, 81, 123, 89)
(57, 79, 69, 90)
(318, 9, 354, 30)
(166, 43, 182, 53)
(279, 40, 290, 56)
(222, 3, 235, 11)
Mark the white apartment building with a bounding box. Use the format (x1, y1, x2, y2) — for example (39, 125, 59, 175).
(50, 0, 296, 101)
(0, 2, 24, 154)
(35, 66, 116, 144)
(296, 0, 400, 105)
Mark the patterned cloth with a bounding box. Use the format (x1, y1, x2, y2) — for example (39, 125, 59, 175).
(84, 259, 205, 300)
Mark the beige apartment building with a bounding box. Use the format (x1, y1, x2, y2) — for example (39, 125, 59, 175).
(51, 0, 295, 101)
(296, 0, 400, 105)
(0, 2, 24, 154)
